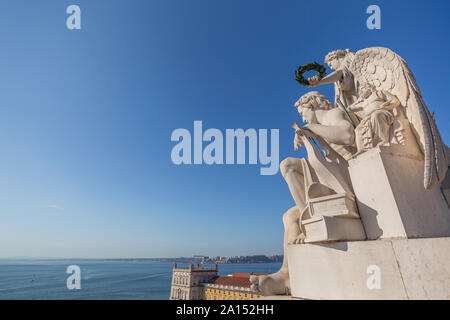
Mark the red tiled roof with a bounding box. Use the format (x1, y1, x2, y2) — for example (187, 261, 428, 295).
(211, 273, 269, 288)
(232, 273, 267, 277)
(213, 276, 251, 287)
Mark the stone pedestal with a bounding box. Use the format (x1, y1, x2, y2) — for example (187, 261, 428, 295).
(348, 145, 450, 240)
(287, 237, 450, 300)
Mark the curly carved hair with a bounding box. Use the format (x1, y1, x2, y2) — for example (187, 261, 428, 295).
(358, 82, 376, 97)
(357, 82, 387, 101)
(324, 49, 353, 65)
(295, 91, 333, 111)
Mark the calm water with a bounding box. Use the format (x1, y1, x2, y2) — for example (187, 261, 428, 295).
(0, 259, 281, 300)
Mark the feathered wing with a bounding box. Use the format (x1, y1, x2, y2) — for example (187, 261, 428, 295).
(349, 47, 447, 189)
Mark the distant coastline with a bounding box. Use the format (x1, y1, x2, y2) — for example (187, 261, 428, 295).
(148, 254, 283, 265)
(0, 255, 283, 264)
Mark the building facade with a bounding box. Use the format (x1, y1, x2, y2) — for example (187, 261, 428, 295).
(170, 264, 264, 300)
(170, 263, 218, 300)
(202, 273, 264, 300)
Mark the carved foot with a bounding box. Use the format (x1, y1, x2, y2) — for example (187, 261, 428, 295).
(288, 232, 305, 245)
(351, 150, 366, 158)
(375, 141, 390, 147)
(249, 271, 290, 296)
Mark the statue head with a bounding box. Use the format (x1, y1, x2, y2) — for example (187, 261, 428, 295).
(295, 91, 333, 123)
(325, 49, 353, 70)
(357, 82, 388, 103)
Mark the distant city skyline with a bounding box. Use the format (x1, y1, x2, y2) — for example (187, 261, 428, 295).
(1, 0, 449, 258)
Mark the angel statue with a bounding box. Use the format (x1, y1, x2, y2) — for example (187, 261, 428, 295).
(250, 47, 448, 297)
(309, 47, 447, 189)
(250, 91, 358, 296)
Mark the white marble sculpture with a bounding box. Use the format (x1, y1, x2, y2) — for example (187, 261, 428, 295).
(250, 47, 449, 297)
(310, 47, 448, 189)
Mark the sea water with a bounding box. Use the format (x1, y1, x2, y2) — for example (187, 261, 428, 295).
(0, 259, 282, 300)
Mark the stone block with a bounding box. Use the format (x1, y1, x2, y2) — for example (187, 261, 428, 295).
(391, 237, 450, 299)
(287, 237, 450, 300)
(302, 216, 366, 243)
(308, 193, 359, 218)
(348, 145, 450, 240)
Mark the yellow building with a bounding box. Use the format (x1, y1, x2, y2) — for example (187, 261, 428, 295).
(202, 273, 264, 300)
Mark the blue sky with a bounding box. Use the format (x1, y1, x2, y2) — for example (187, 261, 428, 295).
(0, 0, 449, 258)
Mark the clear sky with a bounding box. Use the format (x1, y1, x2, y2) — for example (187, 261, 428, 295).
(0, 0, 449, 258)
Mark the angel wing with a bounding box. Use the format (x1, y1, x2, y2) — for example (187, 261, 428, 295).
(349, 47, 447, 190)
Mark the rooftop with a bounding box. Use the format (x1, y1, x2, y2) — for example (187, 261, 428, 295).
(211, 273, 268, 288)
(173, 263, 218, 271)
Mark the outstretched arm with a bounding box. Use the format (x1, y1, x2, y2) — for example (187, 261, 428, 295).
(304, 121, 354, 146)
(308, 70, 343, 87)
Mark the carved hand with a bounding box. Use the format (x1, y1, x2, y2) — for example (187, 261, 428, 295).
(348, 103, 363, 111)
(307, 75, 320, 87)
(292, 124, 315, 151)
(294, 131, 303, 151)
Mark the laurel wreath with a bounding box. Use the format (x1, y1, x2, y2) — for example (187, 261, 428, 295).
(295, 62, 327, 86)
